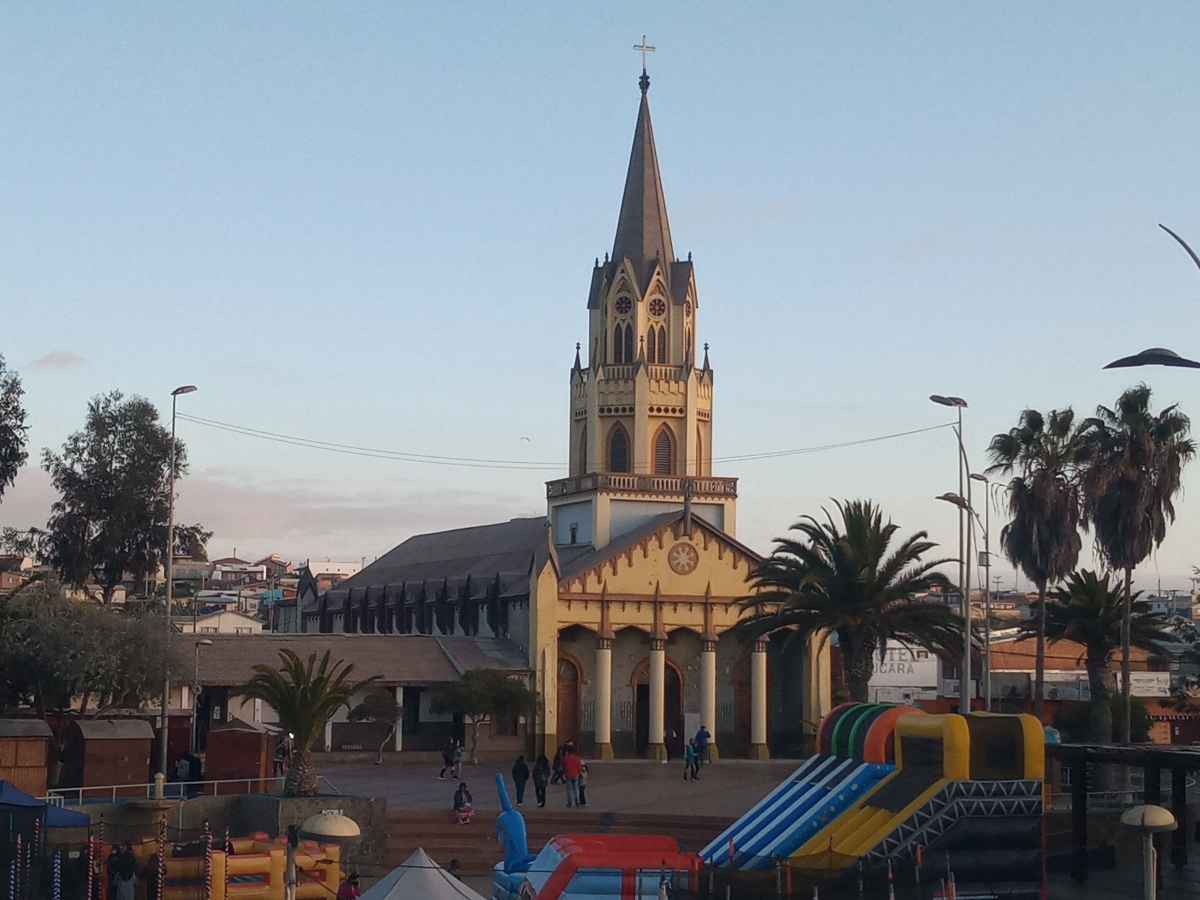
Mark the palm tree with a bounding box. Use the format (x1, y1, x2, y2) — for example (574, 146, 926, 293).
(1038, 570, 1171, 744)
(987, 408, 1085, 720)
(233, 649, 375, 796)
(738, 500, 959, 703)
(1078, 385, 1194, 743)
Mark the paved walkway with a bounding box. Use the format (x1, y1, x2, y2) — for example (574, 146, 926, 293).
(316, 757, 798, 817)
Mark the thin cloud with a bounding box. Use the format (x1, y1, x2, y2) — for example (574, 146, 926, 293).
(30, 351, 84, 369)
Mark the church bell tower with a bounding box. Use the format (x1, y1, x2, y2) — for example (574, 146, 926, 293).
(546, 69, 738, 550)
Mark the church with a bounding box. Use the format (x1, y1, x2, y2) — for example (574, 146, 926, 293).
(290, 68, 830, 760)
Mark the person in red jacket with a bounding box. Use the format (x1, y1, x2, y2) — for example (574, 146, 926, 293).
(561, 743, 583, 808)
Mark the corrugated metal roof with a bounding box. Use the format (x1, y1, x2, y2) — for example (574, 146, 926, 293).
(193, 633, 530, 687)
(73, 720, 155, 740)
(0, 720, 51, 738)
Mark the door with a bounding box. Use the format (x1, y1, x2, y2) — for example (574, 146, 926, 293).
(557, 657, 581, 750)
(634, 663, 684, 758)
(733, 657, 772, 757)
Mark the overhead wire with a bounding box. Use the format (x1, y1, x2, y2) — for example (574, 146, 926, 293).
(176, 413, 956, 472)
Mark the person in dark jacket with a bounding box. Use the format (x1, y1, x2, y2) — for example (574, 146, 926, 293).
(551, 744, 566, 784)
(511, 755, 530, 806)
(532, 754, 551, 807)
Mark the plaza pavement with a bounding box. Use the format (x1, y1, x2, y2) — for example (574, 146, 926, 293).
(315, 757, 798, 817)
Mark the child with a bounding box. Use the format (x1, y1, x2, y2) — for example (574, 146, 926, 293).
(577, 763, 588, 807)
(453, 782, 475, 824)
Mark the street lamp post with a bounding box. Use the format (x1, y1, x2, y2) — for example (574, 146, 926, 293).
(160, 384, 197, 779)
(191, 638, 213, 753)
(970, 473, 993, 711)
(937, 492, 974, 711)
(931, 395, 971, 710)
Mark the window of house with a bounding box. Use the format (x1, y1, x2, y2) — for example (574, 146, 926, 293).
(657, 326, 666, 363)
(613, 325, 624, 363)
(609, 426, 629, 472)
(493, 712, 518, 736)
(654, 427, 673, 475)
(624, 324, 634, 363)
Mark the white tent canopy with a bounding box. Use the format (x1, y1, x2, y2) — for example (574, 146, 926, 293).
(359, 848, 488, 900)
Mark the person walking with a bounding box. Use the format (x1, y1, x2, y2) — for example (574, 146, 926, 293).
(694, 725, 711, 764)
(512, 755, 530, 807)
(577, 763, 588, 807)
(451, 740, 464, 779)
(532, 754, 550, 808)
(562, 745, 582, 808)
(453, 781, 475, 824)
(438, 739, 456, 780)
(683, 739, 697, 780)
(551, 744, 566, 784)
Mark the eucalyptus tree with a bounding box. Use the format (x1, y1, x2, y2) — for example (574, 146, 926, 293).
(0, 354, 28, 502)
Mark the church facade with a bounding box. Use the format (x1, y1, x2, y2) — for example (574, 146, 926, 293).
(293, 72, 830, 759)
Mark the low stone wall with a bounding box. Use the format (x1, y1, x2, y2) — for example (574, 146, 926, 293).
(66, 794, 388, 875)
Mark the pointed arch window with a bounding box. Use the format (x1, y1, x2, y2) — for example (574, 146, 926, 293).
(653, 426, 674, 475)
(624, 325, 634, 363)
(578, 425, 588, 476)
(646, 328, 656, 363)
(656, 326, 667, 363)
(696, 427, 703, 476)
(609, 425, 630, 473)
(613, 325, 624, 363)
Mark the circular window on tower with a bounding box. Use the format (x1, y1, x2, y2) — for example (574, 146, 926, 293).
(615, 296, 633, 316)
(648, 297, 666, 318)
(685, 300, 692, 318)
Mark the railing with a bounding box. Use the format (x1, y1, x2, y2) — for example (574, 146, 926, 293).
(547, 473, 738, 498)
(43, 775, 341, 806)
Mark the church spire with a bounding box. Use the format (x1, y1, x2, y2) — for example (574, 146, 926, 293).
(611, 65, 674, 273)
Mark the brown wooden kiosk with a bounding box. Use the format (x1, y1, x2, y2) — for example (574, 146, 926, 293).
(0, 720, 51, 796)
(204, 718, 274, 792)
(61, 719, 154, 793)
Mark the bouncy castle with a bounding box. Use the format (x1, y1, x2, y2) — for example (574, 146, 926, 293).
(703, 703, 1044, 898)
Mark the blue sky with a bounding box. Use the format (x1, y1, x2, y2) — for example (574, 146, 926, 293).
(3, 4, 1200, 590)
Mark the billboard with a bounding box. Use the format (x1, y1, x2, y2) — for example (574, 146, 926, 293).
(868, 642, 939, 701)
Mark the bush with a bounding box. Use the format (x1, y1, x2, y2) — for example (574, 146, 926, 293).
(1053, 694, 1151, 743)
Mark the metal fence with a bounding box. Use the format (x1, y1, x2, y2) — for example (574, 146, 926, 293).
(43, 775, 341, 806)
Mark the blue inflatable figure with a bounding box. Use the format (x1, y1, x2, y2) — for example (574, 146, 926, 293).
(495, 772, 537, 873)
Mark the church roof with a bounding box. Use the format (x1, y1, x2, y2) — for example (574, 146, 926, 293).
(327, 516, 553, 601)
(557, 509, 762, 583)
(611, 90, 674, 278)
(193, 633, 529, 687)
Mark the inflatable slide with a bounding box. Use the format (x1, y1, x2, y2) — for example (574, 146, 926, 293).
(790, 710, 1044, 897)
(701, 703, 915, 869)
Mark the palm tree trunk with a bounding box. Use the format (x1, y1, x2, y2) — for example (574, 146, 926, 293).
(1033, 583, 1046, 720)
(841, 635, 873, 703)
(1120, 566, 1132, 744)
(285, 749, 318, 797)
(1086, 656, 1114, 791)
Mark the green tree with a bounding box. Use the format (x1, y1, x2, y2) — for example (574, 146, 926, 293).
(0, 354, 28, 502)
(987, 408, 1086, 719)
(1036, 570, 1172, 745)
(1079, 385, 1194, 743)
(232, 650, 374, 796)
(0, 579, 179, 781)
(1053, 695, 1152, 744)
(431, 668, 537, 764)
(348, 688, 403, 765)
(41, 391, 204, 603)
(737, 500, 959, 703)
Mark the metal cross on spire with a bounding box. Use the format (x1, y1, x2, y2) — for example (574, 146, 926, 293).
(634, 36, 655, 93)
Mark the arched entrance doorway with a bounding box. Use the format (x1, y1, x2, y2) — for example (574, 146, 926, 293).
(633, 660, 684, 758)
(557, 656, 581, 750)
(733, 656, 772, 757)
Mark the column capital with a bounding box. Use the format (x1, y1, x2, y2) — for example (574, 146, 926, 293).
(597, 632, 614, 650)
(701, 632, 718, 653)
(753, 637, 769, 654)
(650, 633, 668, 651)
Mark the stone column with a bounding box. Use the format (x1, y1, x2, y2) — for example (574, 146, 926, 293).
(750, 638, 769, 759)
(700, 633, 719, 760)
(323, 720, 333, 753)
(648, 634, 667, 761)
(594, 633, 614, 759)
(393, 686, 404, 752)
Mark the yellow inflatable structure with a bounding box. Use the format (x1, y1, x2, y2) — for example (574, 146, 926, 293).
(119, 833, 342, 900)
(790, 710, 1043, 873)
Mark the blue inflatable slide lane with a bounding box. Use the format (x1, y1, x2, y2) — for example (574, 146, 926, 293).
(701, 755, 892, 870)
